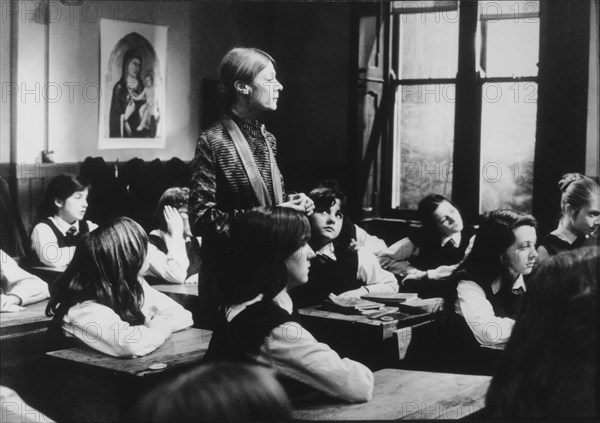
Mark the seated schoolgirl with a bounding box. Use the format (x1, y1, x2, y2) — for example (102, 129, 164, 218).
(46, 217, 193, 358)
(486, 247, 597, 418)
(378, 194, 476, 281)
(148, 187, 201, 284)
(289, 181, 398, 308)
(30, 174, 98, 267)
(537, 173, 599, 261)
(452, 209, 537, 359)
(203, 207, 374, 403)
(1, 249, 49, 312)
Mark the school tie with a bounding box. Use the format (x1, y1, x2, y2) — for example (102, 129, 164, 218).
(316, 253, 335, 264)
(66, 226, 78, 238)
(512, 287, 525, 296)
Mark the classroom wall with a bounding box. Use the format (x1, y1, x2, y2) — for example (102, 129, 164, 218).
(3, 1, 352, 172)
(46, 1, 197, 163)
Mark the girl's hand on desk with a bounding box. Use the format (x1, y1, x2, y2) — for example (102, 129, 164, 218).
(0, 294, 25, 313)
(164, 206, 184, 238)
(145, 315, 173, 339)
(338, 287, 369, 299)
(401, 270, 427, 284)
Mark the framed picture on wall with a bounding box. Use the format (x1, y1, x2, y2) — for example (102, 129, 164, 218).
(98, 19, 167, 149)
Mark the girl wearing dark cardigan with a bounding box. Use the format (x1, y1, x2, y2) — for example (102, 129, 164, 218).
(203, 207, 373, 402)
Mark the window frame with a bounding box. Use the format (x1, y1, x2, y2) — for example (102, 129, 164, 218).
(376, 1, 540, 222)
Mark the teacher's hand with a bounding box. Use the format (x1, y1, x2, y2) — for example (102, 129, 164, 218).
(280, 193, 314, 216)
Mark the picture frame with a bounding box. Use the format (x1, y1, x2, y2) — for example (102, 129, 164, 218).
(98, 19, 167, 149)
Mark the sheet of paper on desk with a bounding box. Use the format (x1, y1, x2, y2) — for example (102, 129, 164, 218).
(397, 297, 445, 314)
(322, 294, 385, 315)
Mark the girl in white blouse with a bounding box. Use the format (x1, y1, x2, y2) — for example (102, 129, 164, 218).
(450, 209, 538, 373)
(30, 174, 98, 268)
(1, 250, 49, 312)
(46, 217, 193, 357)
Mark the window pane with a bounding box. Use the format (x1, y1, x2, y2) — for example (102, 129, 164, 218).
(399, 13, 459, 79)
(358, 14, 384, 80)
(393, 84, 455, 209)
(480, 82, 537, 213)
(480, 1, 539, 20)
(484, 19, 540, 77)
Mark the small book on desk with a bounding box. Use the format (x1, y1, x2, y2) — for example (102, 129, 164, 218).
(360, 292, 418, 306)
(320, 294, 384, 315)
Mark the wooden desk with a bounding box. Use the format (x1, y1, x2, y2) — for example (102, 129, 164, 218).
(46, 327, 211, 376)
(42, 328, 212, 422)
(0, 300, 52, 370)
(297, 306, 438, 368)
(152, 283, 198, 298)
(293, 368, 491, 420)
(298, 306, 435, 342)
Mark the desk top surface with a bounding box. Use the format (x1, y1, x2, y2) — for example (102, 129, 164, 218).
(293, 368, 491, 420)
(298, 306, 435, 329)
(30, 266, 66, 273)
(0, 300, 51, 336)
(152, 283, 198, 296)
(46, 328, 211, 377)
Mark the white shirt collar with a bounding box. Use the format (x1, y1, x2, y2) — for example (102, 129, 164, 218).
(224, 290, 293, 322)
(50, 215, 79, 235)
(491, 274, 527, 295)
(511, 274, 527, 293)
(441, 232, 462, 247)
(225, 293, 264, 322)
(273, 290, 294, 314)
(551, 221, 578, 244)
(317, 243, 337, 261)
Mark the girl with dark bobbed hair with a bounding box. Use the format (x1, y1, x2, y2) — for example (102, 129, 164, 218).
(31, 174, 97, 268)
(450, 209, 538, 372)
(486, 247, 598, 418)
(189, 47, 314, 237)
(47, 217, 193, 357)
(538, 173, 599, 261)
(290, 180, 397, 308)
(203, 207, 373, 403)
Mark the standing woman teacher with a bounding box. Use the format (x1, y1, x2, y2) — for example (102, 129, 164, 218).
(190, 47, 314, 236)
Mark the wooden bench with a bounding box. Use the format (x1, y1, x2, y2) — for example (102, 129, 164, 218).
(293, 368, 491, 420)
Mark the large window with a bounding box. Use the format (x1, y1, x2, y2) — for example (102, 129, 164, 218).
(478, 1, 539, 213)
(358, 1, 540, 217)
